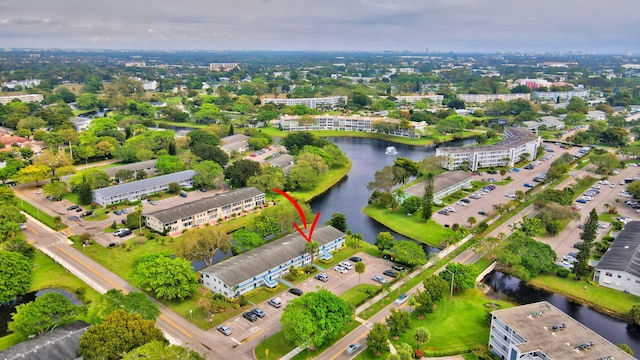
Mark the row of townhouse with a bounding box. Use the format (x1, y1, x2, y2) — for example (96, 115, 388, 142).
(261, 96, 347, 109)
(61, 160, 159, 185)
(436, 128, 540, 171)
(278, 115, 421, 138)
(394, 94, 444, 105)
(144, 187, 265, 234)
(0, 93, 44, 105)
(199, 225, 345, 298)
(92, 170, 195, 206)
(456, 93, 531, 104)
(534, 89, 591, 101)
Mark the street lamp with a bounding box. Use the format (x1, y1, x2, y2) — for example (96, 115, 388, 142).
(444, 268, 454, 301)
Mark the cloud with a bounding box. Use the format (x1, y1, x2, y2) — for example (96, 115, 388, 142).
(0, 0, 637, 52)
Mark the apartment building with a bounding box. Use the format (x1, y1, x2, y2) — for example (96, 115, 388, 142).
(394, 94, 444, 105)
(436, 127, 540, 171)
(489, 301, 632, 360)
(199, 225, 345, 298)
(278, 115, 419, 138)
(456, 93, 531, 104)
(0, 94, 44, 105)
(594, 221, 640, 296)
(261, 96, 347, 109)
(92, 170, 195, 206)
(534, 90, 591, 101)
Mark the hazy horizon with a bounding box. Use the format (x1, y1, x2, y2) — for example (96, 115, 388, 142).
(1, 0, 639, 54)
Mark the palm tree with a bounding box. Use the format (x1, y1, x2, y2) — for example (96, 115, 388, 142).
(304, 241, 319, 265)
(467, 216, 477, 228)
(53, 216, 62, 230)
(355, 261, 365, 284)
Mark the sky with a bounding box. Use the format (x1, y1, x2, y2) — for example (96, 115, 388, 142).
(1, 0, 639, 53)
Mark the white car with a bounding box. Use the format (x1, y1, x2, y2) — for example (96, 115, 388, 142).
(456, 201, 467, 206)
(610, 184, 616, 188)
(339, 261, 353, 270)
(505, 193, 516, 198)
(334, 266, 348, 274)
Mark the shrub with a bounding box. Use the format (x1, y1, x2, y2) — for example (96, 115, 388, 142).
(557, 267, 570, 278)
(414, 349, 424, 358)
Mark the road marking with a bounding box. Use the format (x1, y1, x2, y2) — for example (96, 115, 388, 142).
(459, 251, 476, 264)
(328, 332, 369, 360)
(230, 337, 242, 345)
(25, 226, 39, 235)
(53, 245, 125, 292)
(159, 314, 193, 338)
(234, 319, 247, 330)
(249, 326, 260, 333)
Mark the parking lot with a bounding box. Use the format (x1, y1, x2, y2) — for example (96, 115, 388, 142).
(213, 252, 400, 347)
(433, 143, 573, 227)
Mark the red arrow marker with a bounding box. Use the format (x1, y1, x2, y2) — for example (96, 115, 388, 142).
(272, 188, 320, 243)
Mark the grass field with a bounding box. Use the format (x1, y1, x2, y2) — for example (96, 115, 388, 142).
(17, 199, 67, 230)
(289, 163, 351, 202)
(363, 206, 453, 246)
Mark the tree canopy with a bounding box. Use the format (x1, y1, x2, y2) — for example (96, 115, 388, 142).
(9, 292, 84, 335)
(130, 254, 199, 300)
(0, 250, 31, 303)
(89, 289, 160, 322)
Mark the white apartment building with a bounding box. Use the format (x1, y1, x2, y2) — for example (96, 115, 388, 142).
(200, 225, 345, 298)
(0, 94, 44, 105)
(534, 90, 590, 101)
(436, 128, 540, 171)
(92, 170, 195, 206)
(278, 115, 419, 138)
(489, 301, 633, 360)
(1, 79, 41, 89)
(456, 93, 531, 104)
(209, 63, 240, 71)
(144, 187, 265, 234)
(261, 96, 347, 109)
(395, 95, 444, 105)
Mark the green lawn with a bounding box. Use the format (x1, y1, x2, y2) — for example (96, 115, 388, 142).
(528, 274, 640, 317)
(289, 163, 351, 202)
(340, 284, 381, 308)
(363, 206, 454, 246)
(358, 289, 512, 359)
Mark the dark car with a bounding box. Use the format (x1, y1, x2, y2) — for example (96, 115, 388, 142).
(382, 254, 395, 261)
(487, 170, 497, 174)
(243, 311, 258, 322)
(383, 269, 398, 278)
(251, 308, 266, 318)
(117, 229, 132, 237)
(199, 188, 207, 192)
(179, 192, 188, 198)
(76, 208, 83, 212)
(289, 288, 303, 296)
(478, 211, 487, 216)
(67, 205, 79, 211)
(114, 210, 122, 215)
(349, 256, 362, 262)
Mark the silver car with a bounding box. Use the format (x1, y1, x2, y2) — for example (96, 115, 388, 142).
(344, 343, 362, 355)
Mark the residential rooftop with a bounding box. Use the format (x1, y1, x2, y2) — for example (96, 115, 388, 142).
(596, 221, 640, 277)
(0, 320, 90, 360)
(403, 170, 472, 198)
(92, 170, 195, 199)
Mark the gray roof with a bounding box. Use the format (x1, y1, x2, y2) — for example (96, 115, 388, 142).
(0, 320, 90, 360)
(145, 187, 264, 224)
(201, 225, 345, 287)
(403, 170, 472, 198)
(596, 221, 640, 277)
(93, 170, 195, 199)
(266, 153, 294, 168)
(221, 134, 249, 144)
(438, 127, 537, 154)
(103, 160, 157, 178)
(539, 116, 564, 127)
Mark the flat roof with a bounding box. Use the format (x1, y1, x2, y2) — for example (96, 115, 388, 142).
(93, 170, 195, 199)
(403, 170, 472, 198)
(493, 301, 633, 359)
(200, 225, 344, 287)
(145, 187, 264, 224)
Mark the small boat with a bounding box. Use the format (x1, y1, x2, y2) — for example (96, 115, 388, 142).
(385, 146, 398, 155)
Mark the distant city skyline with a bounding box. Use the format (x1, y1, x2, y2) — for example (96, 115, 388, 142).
(1, 0, 639, 54)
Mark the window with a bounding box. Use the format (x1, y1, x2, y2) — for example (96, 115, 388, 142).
(606, 272, 613, 276)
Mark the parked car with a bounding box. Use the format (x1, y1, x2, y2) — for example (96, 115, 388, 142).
(349, 256, 362, 262)
(251, 308, 266, 318)
(383, 269, 398, 278)
(113, 209, 122, 215)
(66, 205, 79, 211)
(149, 200, 158, 205)
(576, 199, 588, 204)
(122, 209, 129, 214)
(289, 288, 304, 296)
(395, 293, 409, 304)
(267, 298, 282, 308)
(180, 192, 188, 198)
(116, 229, 132, 237)
(315, 273, 329, 282)
(217, 325, 232, 336)
(339, 261, 353, 270)
(372, 275, 387, 284)
(113, 228, 130, 236)
(334, 266, 348, 274)
(524, 183, 534, 188)
(344, 343, 362, 356)
(242, 311, 258, 322)
(392, 264, 405, 271)
(478, 211, 488, 216)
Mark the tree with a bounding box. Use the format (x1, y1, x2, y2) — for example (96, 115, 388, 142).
(499, 168, 507, 180)
(281, 289, 352, 349)
(473, 236, 501, 255)
(247, 166, 286, 193)
(78, 310, 166, 360)
(231, 229, 264, 254)
(78, 177, 93, 205)
(422, 173, 434, 221)
(467, 216, 477, 228)
(402, 196, 422, 214)
(327, 213, 347, 232)
(43, 180, 68, 199)
(0, 250, 31, 303)
(4, 239, 35, 260)
(423, 275, 449, 302)
(191, 143, 230, 166)
(413, 327, 430, 345)
(574, 208, 598, 279)
(355, 261, 365, 284)
(630, 304, 640, 326)
(375, 232, 396, 252)
(367, 166, 396, 193)
(156, 154, 185, 174)
(192, 160, 223, 188)
(628, 181, 640, 199)
(224, 159, 262, 188)
(130, 254, 199, 300)
(439, 263, 475, 291)
(518, 216, 541, 236)
(412, 289, 436, 315)
(115, 169, 134, 183)
(391, 240, 427, 266)
(304, 241, 320, 264)
(386, 308, 411, 337)
(366, 322, 390, 354)
(8, 292, 84, 335)
(89, 289, 160, 322)
(288, 161, 319, 191)
(33, 149, 73, 177)
(15, 164, 50, 184)
(496, 232, 557, 281)
(175, 226, 232, 268)
(618, 343, 634, 356)
(123, 341, 205, 360)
